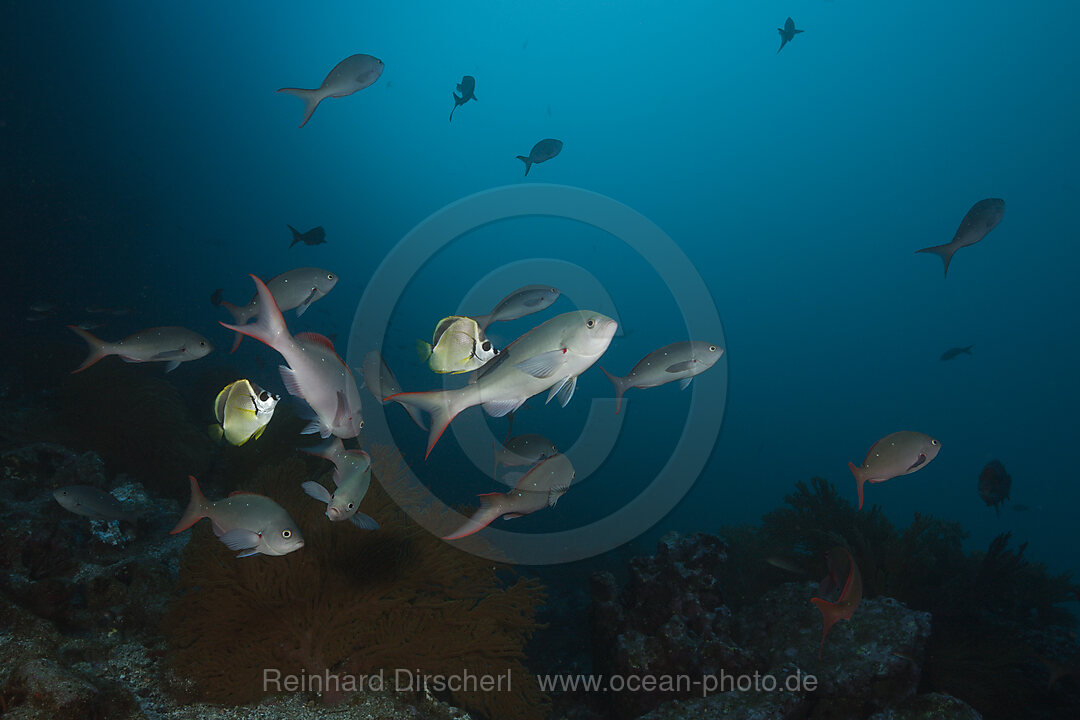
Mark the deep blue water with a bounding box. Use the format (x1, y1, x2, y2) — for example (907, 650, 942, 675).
(3, 1, 1078, 579)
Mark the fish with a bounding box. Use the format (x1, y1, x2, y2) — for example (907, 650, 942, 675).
(494, 433, 558, 480)
(66, 325, 213, 374)
(940, 344, 974, 361)
(848, 431, 942, 510)
(210, 288, 224, 307)
(76, 321, 106, 331)
(764, 556, 808, 576)
(29, 301, 56, 313)
(516, 138, 563, 176)
(471, 285, 561, 331)
(777, 17, 804, 53)
(84, 305, 135, 316)
(221, 274, 364, 439)
(978, 460, 1012, 517)
(417, 316, 499, 374)
(53, 486, 139, 524)
(917, 198, 1005, 277)
(288, 225, 327, 248)
(449, 75, 477, 122)
(215, 267, 338, 351)
(170, 476, 304, 558)
(600, 341, 724, 414)
(277, 53, 385, 128)
(360, 351, 426, 430)
(810, 546, 862, 658)
(388, 310, 617, 458)
(444, 453, 575, 539)
(210, 379, 280, 446)
(300, 437, 379, 529)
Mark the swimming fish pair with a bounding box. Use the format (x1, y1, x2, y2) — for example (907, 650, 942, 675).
(417, 316, 498, 374)
(493, 433, 558, 481)
(210, 379, 280, 446)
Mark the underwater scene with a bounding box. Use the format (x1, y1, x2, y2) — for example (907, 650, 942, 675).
(2, 1, 1079, 719)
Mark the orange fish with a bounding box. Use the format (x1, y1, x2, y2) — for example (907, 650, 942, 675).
(810, 546, 863, 658)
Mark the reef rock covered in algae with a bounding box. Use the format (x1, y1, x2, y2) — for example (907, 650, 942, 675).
(164, 447, 548, 720)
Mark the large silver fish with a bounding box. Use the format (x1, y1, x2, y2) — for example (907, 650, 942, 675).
(170, 476, 304, 557)
(917, 198, 1005, 277)
(221, 274, 363, 439)
(53, 486, 139, 524)
(67, 325, 212, 373)
(600, 341, 723, 414)
(277, 53, 384, 128)
(516, 138, 563, 176)
(848, 431, 942, 509)
(494, 433, 558, 480)
(388, 311, 617, 458)
(215, 267, 338, 352)
(444, 454, 575, 539)
(471, 285, 561, 331)
(360, 351, 426, 430)
(301, 438, 379, 529)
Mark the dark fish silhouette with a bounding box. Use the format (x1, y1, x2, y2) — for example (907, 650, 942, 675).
(940, 344, 974, 361)
(210, 288, 224, 307)
(917, 198, 1005, 277)
(516, 138, 563, 176)
(978, 460, 1012, 517)
(449, 75, 477, 122)
(777, 17, 804, 53)
(288, 225, 326, 248)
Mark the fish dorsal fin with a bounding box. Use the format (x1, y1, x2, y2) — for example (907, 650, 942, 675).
(228, 490, 264, 498)
(296, 332, 336, 352)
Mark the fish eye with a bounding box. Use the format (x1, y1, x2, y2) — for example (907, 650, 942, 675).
(550, 288, 557, 293)
(259, 391, 270, 401)
(482, 341, 491, 351)
(931, 439, 939, 446)
(708, 345, 717, 351)
(282, 530, 292, 538)
(347, 503, 354, 509)
(327, 273, 334, 280)
(359, 420, 365, 429)
(586, 319, 595, 329)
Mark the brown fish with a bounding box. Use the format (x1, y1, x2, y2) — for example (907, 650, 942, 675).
(917, 198, 1005, 277)
(848, 431, 941, 509)
(810, 546, 862, 658)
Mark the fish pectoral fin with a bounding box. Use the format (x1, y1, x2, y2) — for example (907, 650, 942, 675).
(679, 377, 693, 391)
(164, 360, 181, 373)
(150, 350, 186, 360)
(548, 482, 571, 507)
(234, 549, 262, 558)
(279, 366, 304, 398)
(907, 453, 927, 471)
(300, 420, 327, 436)
(483, 398, 525, 418)
(515, 348, 568, 378)
(333, 391, 350, 428)
(666, 360, 695, 373)
(550, 375, 578, 407)
(301, 481, 333, 504)
(349, 512, 380, 530)
(219, 529, 261, 551)
(502, 513, 526, 520)
(294, 288, 318, 317)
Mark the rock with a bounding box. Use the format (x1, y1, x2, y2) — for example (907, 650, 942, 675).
(867, 692, 984, 720)
(638, 687, 810, 720)
(1, 658, 136, 720)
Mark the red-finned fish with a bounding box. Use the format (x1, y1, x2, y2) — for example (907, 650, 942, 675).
(917, 198, 1005, 278)
(169, 476, 304, 557)
(66, 325, 212, 374)
(600, 340, 723, 414)
(214, 267, 338, 352)
(277, 54, 384, 128)
(300, 437, 378, 529)
(221, 275, 363, 439)
(810, 546, 862, 658)
(444, 453, 575, 540)
(848, 431, 941, 510)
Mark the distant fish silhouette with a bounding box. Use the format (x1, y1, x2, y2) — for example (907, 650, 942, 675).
(449, 75, 477, 122)
(917, 198, 1005, 277)
(978, 460, 1011, 517)
(516, 138, 563, 176)
(777, 17, 803, 53)
(940, 344, 974, 361)
(288, 225, 326, 248)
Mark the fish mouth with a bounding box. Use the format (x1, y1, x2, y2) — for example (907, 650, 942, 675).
(326, 508, 342, 521)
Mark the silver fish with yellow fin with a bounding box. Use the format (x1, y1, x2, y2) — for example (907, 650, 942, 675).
(417, 315, 498, 374)
(210, 379, 280, 446)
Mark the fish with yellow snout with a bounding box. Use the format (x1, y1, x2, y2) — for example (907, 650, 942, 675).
(810, 546, 863, 659)
(209, 379, 279, 446)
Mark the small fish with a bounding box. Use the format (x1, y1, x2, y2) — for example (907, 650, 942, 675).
(917, 198, 1005, 277)
(471, 285, 561, 332)
(210, 379, 280, 446)
(360, 351, 426, 430)
(288, 225, 327, 247)
(444, 454, 575, 539)
(26, 312, 55, 322)
(765, 556, 807, 575)
(848, 431, 942, 510)
(53, 486, 139, 524)
(940, 344, 974, 361)
(76, 321, 106, 331)
(210, 288, 224, 307)
(29, 301, 56, 313)
(84, 304, 135, 316)
(978, 460, 1012, 517)
(389, 311, 616, 457)
(600, 341, 723, 414)
(67, 325, 212, 373)
(516, 138, 563, 176)
(417, 316, 498, 374)
(170, 476, 304, 557)
(277, 53, 385, 128)
(300, 437, 379, 529)
(449, 75, 477, 122)
(777, 17, 804, 53)
(215, 267, 338, 351)
(494, 433, 558, 480)
(810, 547, 862, 658)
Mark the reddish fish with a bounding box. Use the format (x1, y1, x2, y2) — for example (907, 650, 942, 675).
(810, 546, 862, 658)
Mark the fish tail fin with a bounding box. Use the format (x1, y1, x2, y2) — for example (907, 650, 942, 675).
(218, 300, 247, 352)
(848, 462, 866, 510)
(219, 274, 290, 353)
(443, 494, 505, 540)
(287, 224, 303, 247)
(964, 344, 974, 354)
(66, 325, 112, 373)
(300, 436, 345, 463)
(416, 339, 433, 362)
(471, 313, 493, 332)
(170, 476, 210, 534)
(276, 87, 323, 128)
(600, 366, 628, 414)
(915, 243, 956, 278)
(516, 155, 532, 176)
(810, 597, 842, 659)
(385, 390, 463, 459)
(450, 94, 460, 122)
